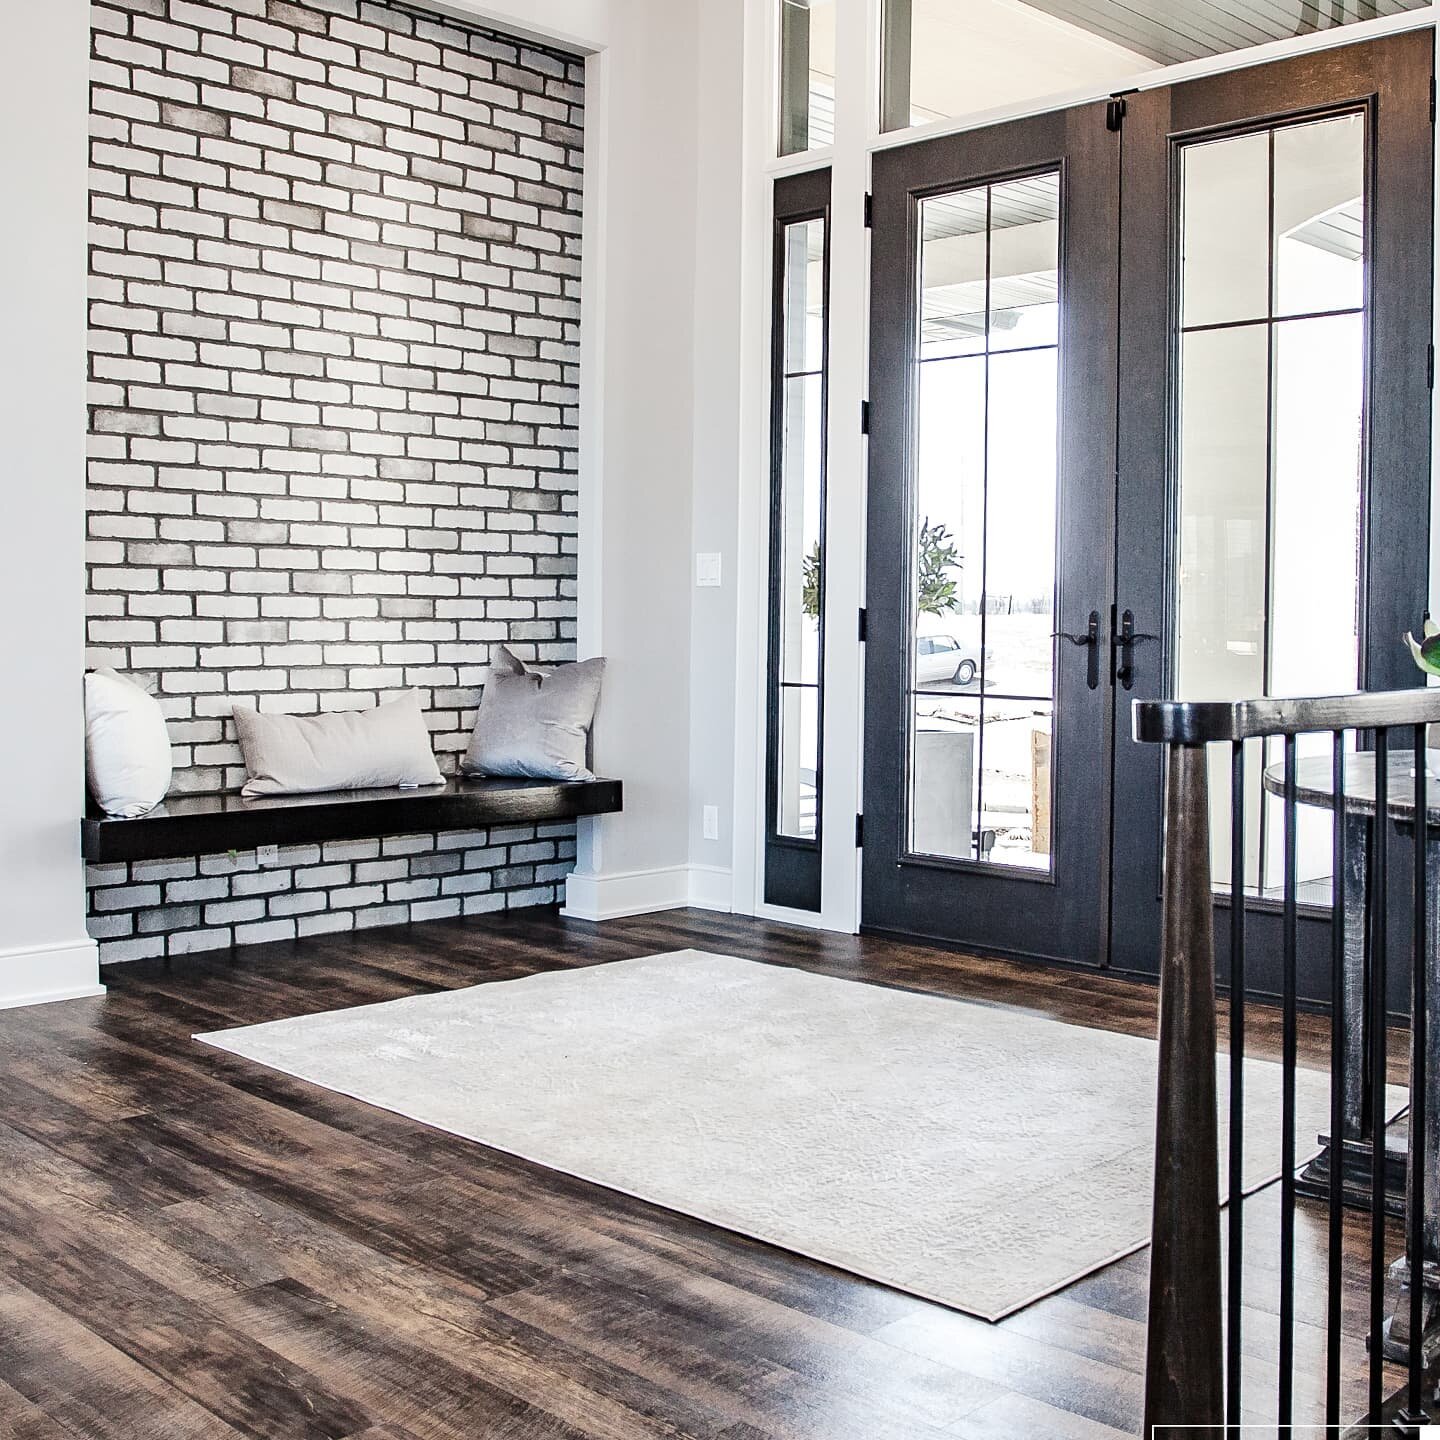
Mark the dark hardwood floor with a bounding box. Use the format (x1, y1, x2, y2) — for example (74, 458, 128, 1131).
(0, 908, 1410, 1439)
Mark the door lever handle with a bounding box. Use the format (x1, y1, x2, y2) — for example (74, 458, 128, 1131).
(1053, 610, 1101, 690)
(1113, 608, 1159, 690)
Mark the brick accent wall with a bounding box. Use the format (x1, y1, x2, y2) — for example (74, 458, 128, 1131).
(84, 0, 584, 961)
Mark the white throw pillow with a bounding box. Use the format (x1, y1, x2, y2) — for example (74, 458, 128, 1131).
(232, 692, 445, 798)
(84, 667, 173, 818)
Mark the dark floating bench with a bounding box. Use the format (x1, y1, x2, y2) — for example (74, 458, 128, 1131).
(82, 776, 623, 865)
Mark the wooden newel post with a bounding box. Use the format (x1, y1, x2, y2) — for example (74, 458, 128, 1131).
(1143, 741, 1225, 1438)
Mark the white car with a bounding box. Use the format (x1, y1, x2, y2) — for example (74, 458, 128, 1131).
(915, 633, 988, 687)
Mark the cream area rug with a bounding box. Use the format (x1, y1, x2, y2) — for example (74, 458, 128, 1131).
(196, 950, 1362, 1321)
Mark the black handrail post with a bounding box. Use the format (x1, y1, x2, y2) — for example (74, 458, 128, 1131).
(1143, 740, 1224, 1437)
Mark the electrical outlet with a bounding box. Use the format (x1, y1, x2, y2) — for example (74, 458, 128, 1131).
(257, 843, 280, 868)
(702, 805, 720, 841)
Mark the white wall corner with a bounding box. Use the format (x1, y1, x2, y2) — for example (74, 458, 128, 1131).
(0, 0, 102, 1009)
(0, 939, 105, 1012)
(573, 0, 700, 895)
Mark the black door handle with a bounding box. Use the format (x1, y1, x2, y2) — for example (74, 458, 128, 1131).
(1053, 610, 1101, 690)
(1114, 608, 1159, 690)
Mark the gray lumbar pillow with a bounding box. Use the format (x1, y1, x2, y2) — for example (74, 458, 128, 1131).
(233, 691, 445, 798)
(462, 645, 605, 782)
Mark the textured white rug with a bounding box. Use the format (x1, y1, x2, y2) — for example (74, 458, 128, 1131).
(197, 949, 1351, 1321)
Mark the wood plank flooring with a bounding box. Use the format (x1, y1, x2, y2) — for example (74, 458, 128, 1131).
(0, 908, 1412, 1438)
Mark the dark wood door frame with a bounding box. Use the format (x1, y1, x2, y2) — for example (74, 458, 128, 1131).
(862, 102, 1120, 966)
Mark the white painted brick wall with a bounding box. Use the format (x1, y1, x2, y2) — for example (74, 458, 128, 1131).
(85, 0, 583, 961)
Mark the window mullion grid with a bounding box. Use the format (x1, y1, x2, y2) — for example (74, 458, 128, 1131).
(973, 184, 994, 864)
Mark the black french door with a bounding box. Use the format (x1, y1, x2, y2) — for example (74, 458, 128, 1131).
(862, 32, 1434, 985)
(1108, 34, 1434, 993)
(863, 104, 1120, 964)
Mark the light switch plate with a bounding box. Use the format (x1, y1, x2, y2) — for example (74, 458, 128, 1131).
(702, 805, 720, 841)
(695, 552, 722, 587)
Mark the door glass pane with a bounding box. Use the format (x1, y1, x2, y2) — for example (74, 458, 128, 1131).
(915, 357, 985, 628)
(880, 0, 1427, 136)
(981, 700, 1054, 869)
(769, 214, 827, 846)
(784, 220, 827, 373)
(919, 190, 990, 360)
(1181, 132, 1270, 328)
(989, 175, 1060, 351)
(1174, 114, 1366, 904)
(777, 686, 819, 838)
(1274, 115, 1366, 318)
(907, 172, 1060, 872)
(778, 373, 824, 685)
(779, 0, 835, 156)
(1173, 326, 1269, 703)
(985, 347, 1057, 703)
(911, 697, 979, 861)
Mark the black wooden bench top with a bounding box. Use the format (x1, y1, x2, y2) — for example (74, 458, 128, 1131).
(82, 776, 622, 864)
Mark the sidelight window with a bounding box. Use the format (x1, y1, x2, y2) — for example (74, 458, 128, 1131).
(765, 173, 831, 911)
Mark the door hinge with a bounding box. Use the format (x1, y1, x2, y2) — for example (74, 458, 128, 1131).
(861, 399, 871, 434)
(855, 813, 864, 848)
(1429, 343, 1435, 390)
(1106, 94, 1128, 132)
(863, 192, 874, 228)
(857, 607, 868, 642)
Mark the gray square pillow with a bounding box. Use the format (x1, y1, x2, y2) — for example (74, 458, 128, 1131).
(462, 646, 605, 782)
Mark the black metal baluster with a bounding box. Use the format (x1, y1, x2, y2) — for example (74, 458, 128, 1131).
(1404, 724, 1429, 1429)
(1370, 729, 1391, 1425)
(1279, 734, 1298, 1428)
(1227, 740, 1245, 1435)
(1326, 732, 1346, 1429)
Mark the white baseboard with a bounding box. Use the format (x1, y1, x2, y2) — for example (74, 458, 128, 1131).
(0, 937, 105, 1011)
(686, 864, 732, 913)
(562, 864, 733, 922)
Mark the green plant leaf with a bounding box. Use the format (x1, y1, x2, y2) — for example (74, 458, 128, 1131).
(916, 517, 963, 619)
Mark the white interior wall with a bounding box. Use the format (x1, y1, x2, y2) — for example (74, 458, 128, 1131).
(686, 0, 749, 913)
(559, 0, 704, 919)
(0, 0, 106, 1008)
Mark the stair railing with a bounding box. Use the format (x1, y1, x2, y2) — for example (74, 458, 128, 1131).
(1136, 690, 1440, 1437)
